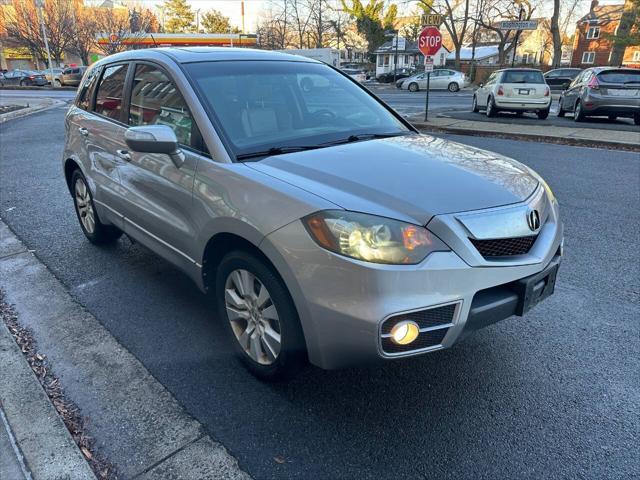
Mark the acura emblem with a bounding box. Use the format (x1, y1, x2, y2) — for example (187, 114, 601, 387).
(527, 209, 540, 232)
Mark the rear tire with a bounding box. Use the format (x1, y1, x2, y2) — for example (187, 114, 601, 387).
(574, 100, 585, 122)
(216, 250, 307, 381)
(448, 82, 460, 92)
(71, 170, 122, 245)
(537, 109, 550, 120)
(19, 80, 26, 87)
(408, 82, 419, 92)
(486, 96, 497, 117)
(607, 115, 617, 121)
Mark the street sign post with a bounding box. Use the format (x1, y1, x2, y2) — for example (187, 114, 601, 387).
(418, 28, 442, 122)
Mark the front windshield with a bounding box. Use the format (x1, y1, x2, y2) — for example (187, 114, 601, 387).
(185, 60, 409, 158)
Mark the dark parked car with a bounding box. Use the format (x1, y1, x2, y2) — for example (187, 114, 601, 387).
(543, 68, 582, 91)
(558, 67, 640, 124)
(377, 68, 416, 83)
(0, 69, 47, 86)
(60, 66, 87, 87)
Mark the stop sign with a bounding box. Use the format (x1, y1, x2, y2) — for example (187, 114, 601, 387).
(418, 27, 442, 57)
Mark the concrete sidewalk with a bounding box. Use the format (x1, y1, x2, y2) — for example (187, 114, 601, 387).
(0, 220, 251, 480)
(410, 114, 640, 150)
(0, 94, 64, 123)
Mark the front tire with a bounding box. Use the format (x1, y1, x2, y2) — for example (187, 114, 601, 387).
(71, 170, 122, 244)
(408, 82, 419, 92)
(448, 82, 460, 92)
(557, 98, 566, 117)
(216, 251, 307, 381)
(471, 95, 479, 113)
(574, 100, 586, 122)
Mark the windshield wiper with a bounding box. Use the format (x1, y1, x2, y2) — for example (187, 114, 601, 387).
(322, 131, 412, 146)
(236, 145, 322, 160)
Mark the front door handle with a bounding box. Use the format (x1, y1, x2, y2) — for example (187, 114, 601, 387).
(78, 127, 89, 136)
(116, 149, 131, 162)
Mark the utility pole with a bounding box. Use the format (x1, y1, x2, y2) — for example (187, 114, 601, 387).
(35, 0, 55, 87)
(241, 0, 245, 33)
(195, 9, 201, 33)
(393, 30, 399, 83)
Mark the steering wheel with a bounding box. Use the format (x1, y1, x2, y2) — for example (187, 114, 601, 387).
(311, 109, 337, 121)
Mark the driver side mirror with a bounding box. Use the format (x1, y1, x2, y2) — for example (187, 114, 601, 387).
(125, 125, 185, 167)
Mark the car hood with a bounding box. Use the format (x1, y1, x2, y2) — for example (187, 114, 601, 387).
(248, 134, 539, 225)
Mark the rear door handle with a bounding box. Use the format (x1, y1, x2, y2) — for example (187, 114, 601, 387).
(116, 149, 131, 162)
(78, 127, 89, 136)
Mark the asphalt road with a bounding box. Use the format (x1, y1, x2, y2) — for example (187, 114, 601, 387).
(369, 86, 474, 117)
(1, 108, 639, 479)
(0, 88, 76, 100)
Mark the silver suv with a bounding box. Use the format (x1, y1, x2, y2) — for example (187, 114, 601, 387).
(63, 48, 563, 380)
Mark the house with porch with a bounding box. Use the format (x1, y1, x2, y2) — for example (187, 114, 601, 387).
(373, 38, 449, 78)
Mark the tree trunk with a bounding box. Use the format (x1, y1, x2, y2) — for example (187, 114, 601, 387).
(550, 0, 562, 67)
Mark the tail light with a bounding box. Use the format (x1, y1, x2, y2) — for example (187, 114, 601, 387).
(28, 75, 34, 80)
(587, 75, 600, 90)
(544, 87, 550, 97)
(497, 86, 504, 96)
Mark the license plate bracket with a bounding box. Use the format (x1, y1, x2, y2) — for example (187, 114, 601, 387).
(519, 89, 530, 95)
(512, 261, 559, 316)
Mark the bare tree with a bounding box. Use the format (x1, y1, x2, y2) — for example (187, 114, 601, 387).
(3, 0, 75, 66)
(94, 7, 158, 55)
(549, 0, 584, 67)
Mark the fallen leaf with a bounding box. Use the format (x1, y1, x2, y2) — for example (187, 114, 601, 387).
(81, 447, 93, 460)
(274, 456, 286, 464)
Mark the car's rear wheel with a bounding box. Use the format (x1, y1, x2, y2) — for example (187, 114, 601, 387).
(471, 95, 479, 113)
(71, 170, 122, 244)
(408, 82, 419, 92)
(448, 82, 459, 92)
(486, 96, 497, 117)
(608, 115, 617, 121)
(574, 100, 585, 122)
(19, 80, 26, 86)
(216, 250, 307, 381)
(537, 109, 550, 120)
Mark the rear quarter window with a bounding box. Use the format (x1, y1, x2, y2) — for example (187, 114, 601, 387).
(596, 70, 640, 84)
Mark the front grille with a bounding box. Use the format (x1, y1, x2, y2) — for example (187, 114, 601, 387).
(380, 304, 457, 355)
(381, 304, 457, 334)
(381, 328, 448, 354)
(469, 235, 537, 258)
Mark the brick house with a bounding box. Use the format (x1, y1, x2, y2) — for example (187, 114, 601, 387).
(571, 1, 640, 68)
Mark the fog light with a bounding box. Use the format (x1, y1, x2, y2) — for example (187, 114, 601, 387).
(390, 321, 420, 345)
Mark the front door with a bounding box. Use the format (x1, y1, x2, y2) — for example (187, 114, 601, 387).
(117, 62, 205, 267)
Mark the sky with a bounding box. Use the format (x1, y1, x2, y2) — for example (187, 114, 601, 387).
(130, 0, 625, 35)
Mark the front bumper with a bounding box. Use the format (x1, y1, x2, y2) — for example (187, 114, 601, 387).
(264, 188, 563, 369)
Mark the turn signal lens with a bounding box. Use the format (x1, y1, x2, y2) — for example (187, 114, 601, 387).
(390, 321, 420, 345)
(303, 211, 449, 265)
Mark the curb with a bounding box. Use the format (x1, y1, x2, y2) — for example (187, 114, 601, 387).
(411, 121, 640, 151)
(0, 86, 76, 91)
(0, 308, 97, 479)
(0, 220, 251, 480)
(0, 99, 66, 123)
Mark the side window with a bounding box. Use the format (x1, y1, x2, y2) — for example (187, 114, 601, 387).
(128, 64, 196, 147)
(94, 64, 129, 121)
(77, 67, 100, 111)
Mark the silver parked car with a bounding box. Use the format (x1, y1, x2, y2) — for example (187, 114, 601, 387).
(558, 67, 640, 125)
(63, 48, 563, 380)
(401, 69, 469, 92)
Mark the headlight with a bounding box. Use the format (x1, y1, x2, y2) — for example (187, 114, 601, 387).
(302, 210, 449, 264)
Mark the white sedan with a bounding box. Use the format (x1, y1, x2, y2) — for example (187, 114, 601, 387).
(472, 68, 551, 119)
(401, 69, 469, 92)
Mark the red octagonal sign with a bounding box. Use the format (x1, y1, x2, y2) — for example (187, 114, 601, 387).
(418, 27, 442, 57)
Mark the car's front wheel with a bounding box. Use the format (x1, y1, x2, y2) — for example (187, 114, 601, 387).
(574, 100, 586, 122)
(557, 98, 566, 117)
(448, 82, 460, 92)
(216, 250, 307, 381)
(71, 170, 122, 244)
(408, 82, 419, 92)
(471, 95, 479, 113)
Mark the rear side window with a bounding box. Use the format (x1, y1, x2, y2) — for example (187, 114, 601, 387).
(94, 64, 129, 121)
(597, 70, 640, 84)
(501, 70, 544, 84)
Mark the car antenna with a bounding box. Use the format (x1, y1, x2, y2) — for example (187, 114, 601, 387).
(150, 33, 158, 47)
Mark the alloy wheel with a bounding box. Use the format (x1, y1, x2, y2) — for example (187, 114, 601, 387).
(74, 178, 95, 234)
(224, 269, 282, 365)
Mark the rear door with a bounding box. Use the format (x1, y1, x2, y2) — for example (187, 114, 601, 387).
(500, 70, 547, 100)
(562, 70, 589, 111)
(116, 62, 205, 266)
